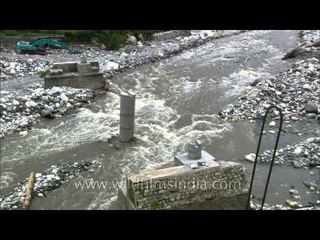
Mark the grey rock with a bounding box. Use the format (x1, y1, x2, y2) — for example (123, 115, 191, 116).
(303, 181, 317, 189)
(25, 100, 37, 108)
(245, 153, 256, 163)
(251, 78, 262, 87)
(304, 103, 318, 114)
(269, 121, 276, 127)
(12, 100, 20, 106)
(303, 83, 312, 90)
(41, 96, 49, 102)
(40, 109, 53, 118)
(286, 199, 299, 208)
(127, 35, 137, 45)
(35, 173, 42, 178)
(289, 189, 299, 194)
(0, 104, 7, 110)
(60, 93, 69, 101)
(19, 131, 28, 137)
(292, 160, 302, 168)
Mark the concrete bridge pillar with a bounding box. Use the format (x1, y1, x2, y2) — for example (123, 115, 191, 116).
(119, 90, 136, 142)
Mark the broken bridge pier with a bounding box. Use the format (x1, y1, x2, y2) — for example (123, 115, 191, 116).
(119, 91, 136, 143)
(44, 57, 106, 89)
(117, 140, 249, 210)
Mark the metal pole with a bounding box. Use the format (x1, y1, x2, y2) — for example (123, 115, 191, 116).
(119, 91, 136, 142)
(246, 113, 267, 210)
(260, 107, 283, 209)
(246, 105, 283, 210)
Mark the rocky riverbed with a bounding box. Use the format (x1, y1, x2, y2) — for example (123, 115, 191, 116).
(0, 160, 101, 210)
(219, 30, 320, 122)
(221, 31, 320, 169)
(0, 57, 51, 80)
(218, 30, 320, 209)
(250, 201, 320, 210)
(244, 137, 320, 168)
(258, 137, 320, 168)
(0, 86, 96, 138)
(0, 30, 246, 81)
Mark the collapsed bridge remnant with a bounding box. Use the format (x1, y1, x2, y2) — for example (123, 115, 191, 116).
(107, 90, 136, 149)
(117, 141, 248, 210)
(45, 57, 106, 89)
(119, 91, 136, 143)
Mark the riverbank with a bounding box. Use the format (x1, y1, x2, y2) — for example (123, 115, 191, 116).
(219, 30, 320, 170)
(1, 30, 246, 81)
(0, 160, 101, 210)
(219, 30, 320, 122)
(0, 86, 96, 138)
(217, 30, 320, 209)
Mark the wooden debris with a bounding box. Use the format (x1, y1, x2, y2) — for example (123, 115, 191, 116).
(22, 172, 36, 210)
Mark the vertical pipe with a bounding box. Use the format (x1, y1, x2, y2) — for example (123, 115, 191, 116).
(119, 91, 136, 142)
(187, 140, 202, 159)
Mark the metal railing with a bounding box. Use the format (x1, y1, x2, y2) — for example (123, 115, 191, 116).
(246, 105, 283, 210)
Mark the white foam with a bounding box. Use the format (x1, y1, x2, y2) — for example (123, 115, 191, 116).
(0, 172, 18, 189)
(222, 69, 272, 97)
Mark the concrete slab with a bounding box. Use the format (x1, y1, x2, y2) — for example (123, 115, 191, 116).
(130, 161, 220, 183)
(53, 62, 77, 72)
(45, 72, 105, 89)
(77, 63, 92, 74)
(174, 150, 215, 166)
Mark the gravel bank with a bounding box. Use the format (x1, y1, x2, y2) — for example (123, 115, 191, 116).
(0, 86, 96, 138)
(219, 30, 320, 122)
(257, 137, 320, 168)
(0, 160, 101, 210)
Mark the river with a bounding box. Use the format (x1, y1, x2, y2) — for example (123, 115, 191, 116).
(1, 30, 319, 209)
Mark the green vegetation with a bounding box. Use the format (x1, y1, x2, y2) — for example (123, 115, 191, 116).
(0, 30, 160, 50)
(0, 30, 65, 36)
(38, 69, 49, 78)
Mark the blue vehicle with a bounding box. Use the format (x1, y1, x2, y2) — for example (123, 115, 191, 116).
(16, 38, 75, 54)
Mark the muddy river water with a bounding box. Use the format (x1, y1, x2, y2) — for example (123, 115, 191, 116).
(1, 30, 319, 209)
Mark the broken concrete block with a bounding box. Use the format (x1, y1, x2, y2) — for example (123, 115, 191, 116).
(49, 69, 63, 75)
(77, 63, 92, 74)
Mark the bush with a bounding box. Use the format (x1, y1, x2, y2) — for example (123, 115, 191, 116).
(38, 69, 49, 78)
(129, 30, 159, 41)
(98, 31, 127, 50)
(63, 30, 160, 50)
(63, 30, 95, 43)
